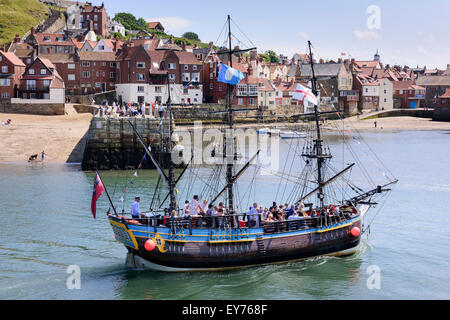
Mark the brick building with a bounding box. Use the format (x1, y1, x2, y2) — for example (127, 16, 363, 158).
(18, 56, 65, 102)
(0, 50, 26, 99)
(79, 2, 109, 38)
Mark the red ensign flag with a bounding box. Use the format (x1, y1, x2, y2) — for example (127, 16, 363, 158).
(91, 172, 105, 219)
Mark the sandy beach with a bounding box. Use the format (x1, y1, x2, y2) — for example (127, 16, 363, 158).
(0, 113, 449, 164)
(0, 113, 92, 164)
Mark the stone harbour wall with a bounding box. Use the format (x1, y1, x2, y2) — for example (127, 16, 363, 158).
(0, 99, 65, 115)
(81, 117, 176, 170)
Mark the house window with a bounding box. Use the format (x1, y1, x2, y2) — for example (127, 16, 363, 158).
(155, 86, 162, 93)
(184, 65, 188, 70)
(168, 63, 176, 69)
(268, 92, 272, 97)
(238, 98, 243, 105)
(210, 73, 213, 79)
(183, 88, 188, 95)
(182, 73, 190, 82)
(218, 85, 222, 91)
(95, 82, 101, 88)
(68, 74, 75, 81)
(68, 64, 75, 69)
(136, 61, 145, 68)
(43, 93, 50, 99)
(249, 98, 255, 105)
(168, 74, 175, 80)
(110, 62, 116, 68)
(40, 69, 47, 75)
(94, 15, 98, 21)
(110, 72, 116, 78)
(94, 23, 98, 30)
(26, 80, 36, 90)
(193, 65, 197, 71)
(83, 71, 90, 78)
(137, 86, 145, 92)
(399, 90, 403, 94)
(0, 79, 11, 86)
(43, 80, 50, 87)
(101, 61, 106, 66)
(365, 88, 368, 93)
(209, 83, 213, 90)
(82, 62, 90, 67)
(1, 66, 7, 73)
(136, 73, 145, 81)
(96, 72, 99, 77)
(1, 92, 10, 98)
(192, 72, 200, 82)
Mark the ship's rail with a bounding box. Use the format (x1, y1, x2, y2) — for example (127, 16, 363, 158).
(108, 210, 356, 235)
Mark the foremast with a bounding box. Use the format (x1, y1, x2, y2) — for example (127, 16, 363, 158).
(307, 40, 330, 208)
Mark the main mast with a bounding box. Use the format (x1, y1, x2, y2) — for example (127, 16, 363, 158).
(166, 70, 177, 213)
(225, 14, 234, 213)
(308, 40, 326, 208)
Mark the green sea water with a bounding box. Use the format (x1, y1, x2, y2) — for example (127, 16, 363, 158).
(0, 130, 449, 299)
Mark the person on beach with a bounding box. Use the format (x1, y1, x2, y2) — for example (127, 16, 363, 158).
(41, 151, 47, 161)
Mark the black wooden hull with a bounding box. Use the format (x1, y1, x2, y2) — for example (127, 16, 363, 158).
(113, 217, 362, 272)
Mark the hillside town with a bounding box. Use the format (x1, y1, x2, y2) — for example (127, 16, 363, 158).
(0, 0, 449, 120)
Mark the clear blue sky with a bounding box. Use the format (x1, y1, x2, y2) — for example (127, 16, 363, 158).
(102, 0, 450, 69)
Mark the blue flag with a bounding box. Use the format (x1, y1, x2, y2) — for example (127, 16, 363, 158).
(217, 63, 246, 85)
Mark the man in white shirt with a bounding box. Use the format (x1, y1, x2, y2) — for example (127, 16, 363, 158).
(247, 203, 259, 227)
(131, 196, 141, 219)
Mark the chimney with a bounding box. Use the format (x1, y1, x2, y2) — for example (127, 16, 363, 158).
(247, 65, 252, 76)
(250, 49, 257, 61)
(208, 41, 214, 49)
(181, 41, 186, 51)
(113, 40, 118, 52)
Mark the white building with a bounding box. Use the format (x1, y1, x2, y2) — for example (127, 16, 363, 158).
(109, 19, 125, 36)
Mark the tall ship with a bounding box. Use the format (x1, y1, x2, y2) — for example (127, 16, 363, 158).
(100, 16, 397, 271)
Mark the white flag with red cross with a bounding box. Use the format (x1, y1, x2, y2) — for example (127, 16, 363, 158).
(292, 83, 319, 106)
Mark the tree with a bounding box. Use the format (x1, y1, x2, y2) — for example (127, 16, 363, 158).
(182, 32, 200, 42)
(265, 50, 279, 63)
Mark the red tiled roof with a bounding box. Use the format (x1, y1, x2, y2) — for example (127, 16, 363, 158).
(148, 22, 163, 29)
(354, 60, 379, 68)
(78, 51, 116, 61)
(392, 80, 416, 90)
(439, 88, 450, 98)
(0, 50, 25, 66)
(174, 51, 202, 65)
(34, 33, 74, 46)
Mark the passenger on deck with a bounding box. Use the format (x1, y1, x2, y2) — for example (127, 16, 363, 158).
(200, 199, 208, 214)
(189, 195, 200, 215)
(288, 211, 301, 220)
(247, 203, 259, 227)
(183, 200, 189, 216)
(286, 205, 295, 218)
(216, 208, 225, 227)
(264, 213, 275, 223)
(131, 196, 143, 219)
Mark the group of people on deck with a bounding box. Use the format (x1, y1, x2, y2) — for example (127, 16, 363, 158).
(130, 195, 346, 227)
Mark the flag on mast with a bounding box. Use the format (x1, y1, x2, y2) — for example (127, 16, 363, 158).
(292, 83, 319, 106)
(91, 172, 105, 219)
(217, 63, 246, 85)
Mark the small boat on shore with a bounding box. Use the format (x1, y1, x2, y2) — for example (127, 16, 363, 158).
(256, 128, 280, 136)
(279, 130, 307, 139)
